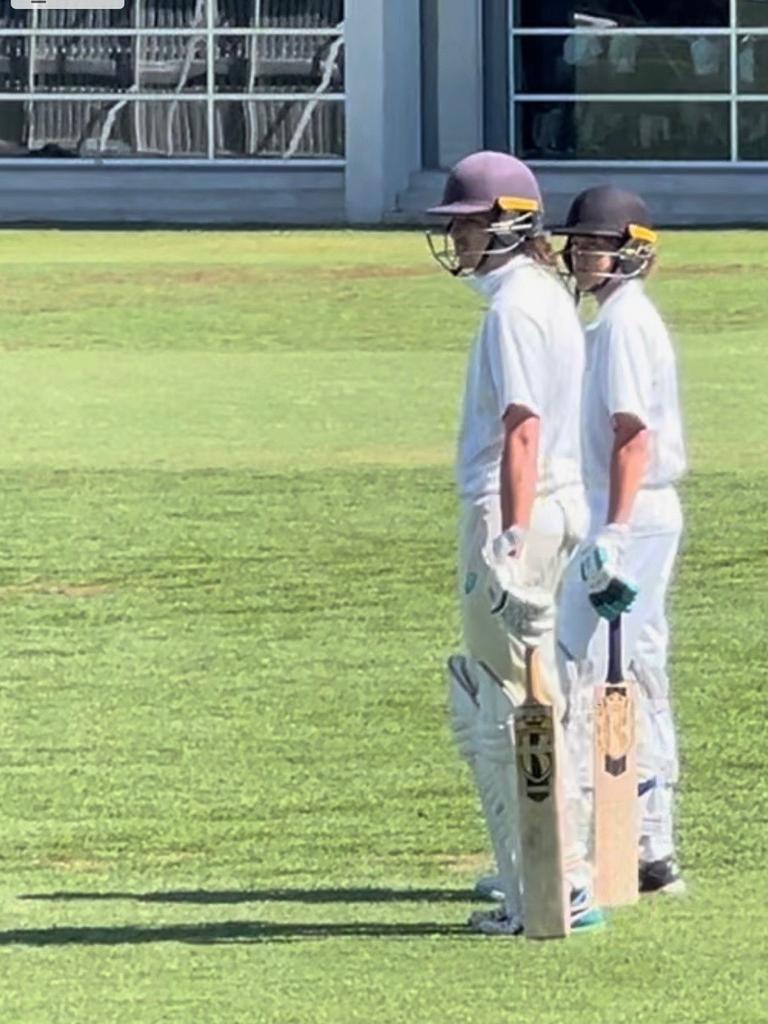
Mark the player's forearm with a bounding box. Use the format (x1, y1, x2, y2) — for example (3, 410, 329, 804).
(607, 427, 649, 524)
(500, 415, 540, 530)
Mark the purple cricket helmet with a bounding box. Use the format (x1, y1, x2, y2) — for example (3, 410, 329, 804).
(428, 150, 543, 219)
(425, 151, 545, 275)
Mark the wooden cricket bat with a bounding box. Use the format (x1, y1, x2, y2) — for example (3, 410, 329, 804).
(514, 647, 570, 939)
(594, 616, 640, 907)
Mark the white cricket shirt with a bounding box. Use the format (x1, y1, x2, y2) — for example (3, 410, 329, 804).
(456, 256, 585, 501)
(583, 280, 687, 492)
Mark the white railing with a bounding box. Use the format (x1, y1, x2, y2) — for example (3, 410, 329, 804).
(0, 0, 346, 162)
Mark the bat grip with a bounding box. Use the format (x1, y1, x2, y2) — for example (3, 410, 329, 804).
(525, 646, 547, 704)
(607, 616, 623, 683)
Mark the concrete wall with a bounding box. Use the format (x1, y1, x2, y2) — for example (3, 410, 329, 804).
(395, 166, 768, 227)
(0, 163, 345, 225)
(344, 0, 422, 223)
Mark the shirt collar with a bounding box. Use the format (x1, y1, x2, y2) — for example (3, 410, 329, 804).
(467, 254, 532, 299)
(595, 278, 643, 317)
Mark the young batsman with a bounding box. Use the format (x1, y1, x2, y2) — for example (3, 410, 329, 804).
(426, 151, 603, 934)
(553, 185, 687, 894)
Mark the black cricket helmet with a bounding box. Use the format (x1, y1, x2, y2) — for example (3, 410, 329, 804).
(552, 185, 658, 287)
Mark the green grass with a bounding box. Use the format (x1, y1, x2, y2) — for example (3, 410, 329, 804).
(0, 230, 765, 1023)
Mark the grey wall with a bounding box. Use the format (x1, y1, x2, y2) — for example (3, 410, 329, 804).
(345, 0, 422, 223)
(0, 163, 345, 225)
(396, 167, 768, 227)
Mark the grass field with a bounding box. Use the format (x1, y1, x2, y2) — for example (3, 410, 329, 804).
(0, 229, 765, 1023)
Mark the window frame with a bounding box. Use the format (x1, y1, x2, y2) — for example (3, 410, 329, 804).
(0, 1, 346, 165)
(509, 0, 768, 164)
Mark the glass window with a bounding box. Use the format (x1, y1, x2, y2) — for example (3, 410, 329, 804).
(139, 37, 207, 93)
(738, 103, 768, 156)
(515, 34, 730, 95)
(738, 1, 768, 27)
(215, 0, 344, 29)
(513, 1, 729, 28)
(0, 1, 345, 160)
(214, 98, 344, 157)
(0, 98, 209, 157)
(213, 33, 344, 93)
(738, 35, 768, 91)
(32, 9, 133, 30)
(516, 100, 730, 160)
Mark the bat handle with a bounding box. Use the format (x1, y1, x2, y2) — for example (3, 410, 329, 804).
(607, 615, 623, 684)
(525, 646, 546, 704)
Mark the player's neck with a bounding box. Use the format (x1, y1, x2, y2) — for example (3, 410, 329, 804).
(595, 278, 628, 306)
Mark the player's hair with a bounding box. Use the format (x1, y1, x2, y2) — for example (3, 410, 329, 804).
(519, 235, 558, 270)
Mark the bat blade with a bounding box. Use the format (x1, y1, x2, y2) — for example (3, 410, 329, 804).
(515, 649, 570, 939)
(594, 617, 639, 907)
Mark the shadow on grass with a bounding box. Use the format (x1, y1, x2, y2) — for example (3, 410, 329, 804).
(0, 920, 469, 946)
(21, 887, 477, 905)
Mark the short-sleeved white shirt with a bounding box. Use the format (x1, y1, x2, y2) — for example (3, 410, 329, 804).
(456, 256, 585, 501)
(583, 280, 686, 492)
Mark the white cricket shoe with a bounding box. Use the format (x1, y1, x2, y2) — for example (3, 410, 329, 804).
(468, 888, 605, 936)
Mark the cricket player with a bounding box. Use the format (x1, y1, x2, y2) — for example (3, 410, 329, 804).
(426, 151, 604, 934)
(552, 185, 686, 894)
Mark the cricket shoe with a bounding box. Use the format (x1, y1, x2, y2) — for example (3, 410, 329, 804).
(467, 906, 524, 936)
(473, 874, 504, 902)
(639, 857, 686, 896)
(468, 889, 605, 936)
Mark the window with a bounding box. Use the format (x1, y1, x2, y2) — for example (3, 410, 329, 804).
(0, 1, 345, 161)
(513, 2, 729, 29)
(511, 2, 768, 161)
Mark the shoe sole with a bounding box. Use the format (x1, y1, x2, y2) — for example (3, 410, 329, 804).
(571, 909, 607, 933)
(641, 878, 687, 897)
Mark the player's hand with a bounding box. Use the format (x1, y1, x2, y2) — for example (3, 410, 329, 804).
(579, 523, 638, 621)
(487, 528, 554, 647)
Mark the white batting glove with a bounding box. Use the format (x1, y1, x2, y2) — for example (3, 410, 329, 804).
(491, 525, 527, 563)
(579, 523, 639, 621)
(486, 527, 554, 647)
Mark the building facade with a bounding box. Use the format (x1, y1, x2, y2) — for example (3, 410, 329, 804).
(0, 1, 766, 225)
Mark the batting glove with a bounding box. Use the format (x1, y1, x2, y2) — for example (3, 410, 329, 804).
(487, 528, 554, 647)
(579, 523, 638, 621)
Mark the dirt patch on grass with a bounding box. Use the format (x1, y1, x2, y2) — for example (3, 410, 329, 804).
(37, 857, 109, 873)
(434, 853, 494, 876)
(0, 580, 115, 599)
(73, 264, 434, 290)
(662, 263, 762, 277)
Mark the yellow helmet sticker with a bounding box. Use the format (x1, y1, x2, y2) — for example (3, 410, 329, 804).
(497, 196, 541, 213)
(628, 223, 658, 245)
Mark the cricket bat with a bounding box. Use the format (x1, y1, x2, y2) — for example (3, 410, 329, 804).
(594, 615, 639, 907)
(514, 647, 570, 939)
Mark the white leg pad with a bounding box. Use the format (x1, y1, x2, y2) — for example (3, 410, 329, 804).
(447, 655, 522, 918)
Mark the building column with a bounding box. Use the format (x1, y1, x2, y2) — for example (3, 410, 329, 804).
(345, 0, 422, 223)
(436, 0, 484, 168)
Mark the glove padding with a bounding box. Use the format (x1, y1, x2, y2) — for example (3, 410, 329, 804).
(486, 530, 554, 647)
(579, 523, 638, 621)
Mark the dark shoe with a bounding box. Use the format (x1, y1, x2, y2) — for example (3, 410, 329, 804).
(639, 857, 686, 895)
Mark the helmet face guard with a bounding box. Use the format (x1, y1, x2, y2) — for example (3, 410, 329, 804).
(426, 198, 543, 277)
(560, 224, 658, 291)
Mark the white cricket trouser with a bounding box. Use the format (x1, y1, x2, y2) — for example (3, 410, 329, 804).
(558, 485, 682, 864)
(456, 486, 592, 908)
